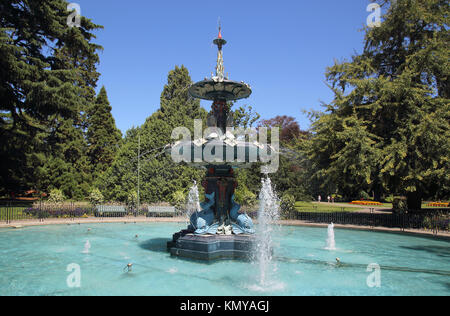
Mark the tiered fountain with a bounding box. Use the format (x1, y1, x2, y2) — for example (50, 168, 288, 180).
(167, 26, 276, 261)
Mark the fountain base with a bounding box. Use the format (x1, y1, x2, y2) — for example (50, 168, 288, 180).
(168, 233, 255, 261)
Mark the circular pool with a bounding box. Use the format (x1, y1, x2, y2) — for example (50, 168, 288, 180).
(0, 222, 448, 296)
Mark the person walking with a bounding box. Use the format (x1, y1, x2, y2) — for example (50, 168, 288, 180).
(327, 196, 331, 203)
(318, 195, 322, 203)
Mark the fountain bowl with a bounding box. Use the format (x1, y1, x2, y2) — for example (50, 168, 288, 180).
(168, 233, 256, 261)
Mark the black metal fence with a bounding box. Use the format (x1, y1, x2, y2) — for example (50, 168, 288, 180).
(1, 201, 449, 234)
(0, 201, 96, 223)
(245, 210, 449, 233)
(0, 201, 181, 224)
(286, 211, 449, 233)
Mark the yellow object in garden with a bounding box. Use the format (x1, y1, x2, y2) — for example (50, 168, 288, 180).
(350, 201, 383, 206)
(427, 202, 449, 208)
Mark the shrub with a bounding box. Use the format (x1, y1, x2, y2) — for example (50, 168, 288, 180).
(392, 196, 408, 214)
(88, 188, 104, 205)
(359, 191, 371, 200)
(172, 190, 186, 211)
(234, 185, 257, 209)
(422, 216, 432, 230)
(284, 188, 312, 203)
(280, 194, 296, 218)
(23, 207, 90, 218)
(48, 189, 65, 203)
(127, 191, 138, 210)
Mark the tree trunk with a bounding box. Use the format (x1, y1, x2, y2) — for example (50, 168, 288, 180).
(406, 192, 422, 211)
(373, 181, 383, 202)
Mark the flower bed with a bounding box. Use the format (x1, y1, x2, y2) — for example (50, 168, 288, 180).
(427, 202, 449, 208)
(350, 201, 383, 206)
(23, 208, 91, 219)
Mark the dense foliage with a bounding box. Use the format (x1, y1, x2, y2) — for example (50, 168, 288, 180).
(304, 0, 449, 209)
(0, 0, 107, 199)
(98, 66, 207, 203)
(1, 0, 448, 211)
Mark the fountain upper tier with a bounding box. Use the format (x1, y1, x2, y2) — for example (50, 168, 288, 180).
(170, 27, 275, 169)
(188, 26, 252, 102)
(189, 79, 252, 101)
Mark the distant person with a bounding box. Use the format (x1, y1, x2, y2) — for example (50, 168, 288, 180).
(328, 196, 331, 203)
(318, 195, 322, 203)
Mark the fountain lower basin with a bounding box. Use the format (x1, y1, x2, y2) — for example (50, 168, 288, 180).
(168, 233, 256, 261)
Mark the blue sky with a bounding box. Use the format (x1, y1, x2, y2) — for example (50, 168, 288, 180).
(75, 0, 376, 133)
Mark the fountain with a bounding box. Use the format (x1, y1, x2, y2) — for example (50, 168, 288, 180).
(82, 240, 91, 254)
(185, 182, 202, 227)
(167, 26, 277, 261)
(325, 223, 336, 250)
(255, 177, 280, 286)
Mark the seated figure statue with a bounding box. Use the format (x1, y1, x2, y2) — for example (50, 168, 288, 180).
(229, 194, 255, 234)
(188, 192, 218, 235)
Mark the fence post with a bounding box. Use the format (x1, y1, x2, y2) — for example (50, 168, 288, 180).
(371, 208, 375, 230)
(434, 214, 438, 236)
(6, 202, 9, 224)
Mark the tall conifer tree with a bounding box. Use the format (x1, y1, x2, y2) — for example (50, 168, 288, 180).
(0, 0, 103, 197)
(101, 66, 207, 203)
(306, 0, 449, 208)
(87, 86, 122, 178)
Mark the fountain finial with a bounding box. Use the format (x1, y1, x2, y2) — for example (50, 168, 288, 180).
(218, 17, 223, 39)
(213, 23, 227, 81)
(188, 24, 251, 101)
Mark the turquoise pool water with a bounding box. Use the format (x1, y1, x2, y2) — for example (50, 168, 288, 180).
(0, 222, 449, 296)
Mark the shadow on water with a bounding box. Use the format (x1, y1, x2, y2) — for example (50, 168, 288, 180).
(399, 245, 450, 258)
(139, 238, 170, 253)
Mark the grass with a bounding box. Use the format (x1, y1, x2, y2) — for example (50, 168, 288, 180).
(295, 201, 365, 213)
(373, 203, 449, 209)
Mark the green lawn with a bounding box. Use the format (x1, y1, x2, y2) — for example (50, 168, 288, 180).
(354, 202, 449, 209)
(295, 201, 364, 213)
(373, 203, 448, 209)
(377, 203, 393, 208)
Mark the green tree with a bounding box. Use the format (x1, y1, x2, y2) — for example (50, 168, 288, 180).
(233, 105, 261, 129)
(258, 116, 312, 201)
(0, 0, 103, 197)
(87, 87, 122, 179)
(101, 66, 207, 203)
(38, 115, 92, 199)
(306, 0, 449, 209)
(234, 183, 257, 209)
